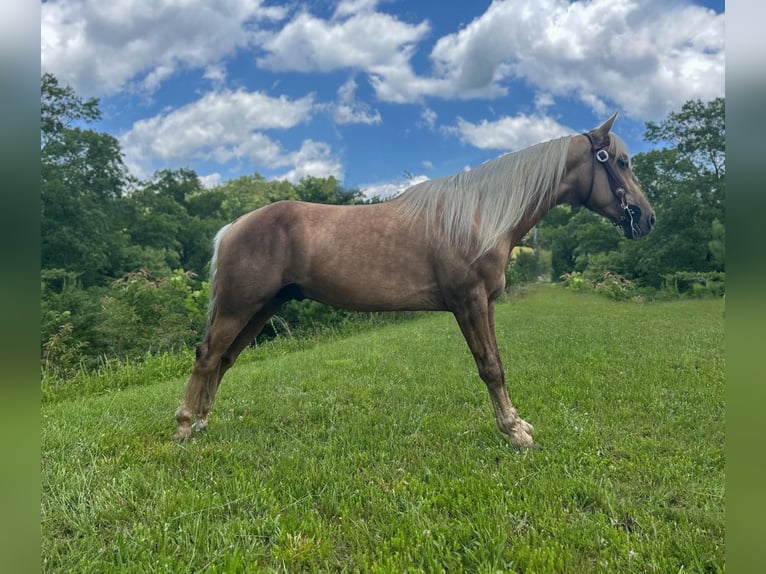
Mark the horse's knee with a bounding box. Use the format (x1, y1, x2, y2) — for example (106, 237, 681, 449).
(193, 343, 220, 374)
(478, 357, 504, 386)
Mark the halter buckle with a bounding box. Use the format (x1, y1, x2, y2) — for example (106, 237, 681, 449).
(595, 149, 609, 163)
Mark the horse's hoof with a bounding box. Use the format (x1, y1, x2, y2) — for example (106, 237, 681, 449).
(517, 418, 534, 434)
(509, 427, 537, 450)
(174, 426, 193, 442)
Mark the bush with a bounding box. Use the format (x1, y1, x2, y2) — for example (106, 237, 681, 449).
(559, 271, 587, 291)
(96, 269, 208, 359)
(591, 271, 639, 301)
(41, 268, 209, 377)
(560, 270, 641, 301)
(662, 271, 725, 298)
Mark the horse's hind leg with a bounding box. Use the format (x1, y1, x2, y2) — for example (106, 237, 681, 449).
(174, 314, 250, 441)
(452, 293, 535, 448)
(193, 302, 282, 432)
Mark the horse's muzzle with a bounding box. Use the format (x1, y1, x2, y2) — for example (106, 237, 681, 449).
(620, 205, 655, 239)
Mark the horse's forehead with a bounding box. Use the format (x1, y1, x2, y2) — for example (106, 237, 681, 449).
(610, 134, 629, 157)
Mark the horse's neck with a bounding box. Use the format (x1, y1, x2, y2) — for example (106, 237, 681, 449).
(506, 197, 557, 247)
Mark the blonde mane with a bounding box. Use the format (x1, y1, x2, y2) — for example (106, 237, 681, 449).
(605, 132, 629, 162)
(395, 135, 573, 258)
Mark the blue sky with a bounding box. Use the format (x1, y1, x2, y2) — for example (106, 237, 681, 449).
(41, 0, 725, 198)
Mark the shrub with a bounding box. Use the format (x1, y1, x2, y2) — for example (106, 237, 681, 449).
(559, 271, 587, 291)
(591, 271, 639, 301)
(560, 271, 641, 301)
(96, 269, 207, 359)
(662, 271, 725, 298)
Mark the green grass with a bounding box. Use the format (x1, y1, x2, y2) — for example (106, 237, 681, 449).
(41, 286, 724, 572)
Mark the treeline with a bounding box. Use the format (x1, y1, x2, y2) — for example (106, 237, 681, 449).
(41, 73, 724, 378)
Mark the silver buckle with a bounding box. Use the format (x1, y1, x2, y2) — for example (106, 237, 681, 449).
(596, 149, 609, 163)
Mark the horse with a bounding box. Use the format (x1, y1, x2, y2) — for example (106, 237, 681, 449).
(174, 114, 655, 448)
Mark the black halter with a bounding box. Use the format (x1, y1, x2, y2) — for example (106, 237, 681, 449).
(582, 132, 642, 238)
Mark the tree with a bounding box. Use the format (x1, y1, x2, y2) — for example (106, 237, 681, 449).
(628, 98, 726, 287)
(41, 74, 131, 286)
(294, 176, 363, 205)
(41, 72, 99, 149)
(644, 98, 725, 182)
(216, 174, 297, 219)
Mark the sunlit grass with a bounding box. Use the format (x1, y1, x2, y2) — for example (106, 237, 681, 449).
(41, 286, 724, 572)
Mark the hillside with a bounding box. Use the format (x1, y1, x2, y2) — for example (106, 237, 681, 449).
(42, 287, 724, 572)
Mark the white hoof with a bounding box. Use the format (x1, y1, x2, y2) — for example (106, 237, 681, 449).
(510, 427, 536, 449)
(516, 418, 534, 435)
(174, 425, 193, 441)
(192, 418, 209, 432)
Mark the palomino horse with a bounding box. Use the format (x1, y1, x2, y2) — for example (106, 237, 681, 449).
(174, 114, 655, 447)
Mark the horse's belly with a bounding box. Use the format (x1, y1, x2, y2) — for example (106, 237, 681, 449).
(300, 265, 445, 312)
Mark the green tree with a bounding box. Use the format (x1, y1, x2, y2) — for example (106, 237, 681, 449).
(628, 97, 725, 288)
(41, 72, 99, 148)
(294, 176, 363, 205)
(537, 208, 618, 279)
(124, 170, 199, 270)
(216, 173, 297, 219)
(644, 97, 725, 182)
(41, 73, 131, 286)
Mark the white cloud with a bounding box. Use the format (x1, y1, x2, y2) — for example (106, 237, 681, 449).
(255, 5, 429, 74)
(119, 88, 321, 178)
(199, 173, 223, 189)
(419, 108, 438, 130)
(333, 79, 382, 125)
(41, 0, 287, 96)
(273, 140, 343, 183)
(453, 114, 574, 151)
(203, 64, 227, 87)
(42, 0, 724, 124)
(360, 174, 429, 200)
(534, 93, 555, 112)
(251, 0, 723, 118)
(421, 0, 724, 117)
(333, 0, 381, 19)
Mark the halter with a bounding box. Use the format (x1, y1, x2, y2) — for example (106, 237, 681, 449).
(582, 132, 642, 238)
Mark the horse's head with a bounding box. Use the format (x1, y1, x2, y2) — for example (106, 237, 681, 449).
(570, 114, 655, 239)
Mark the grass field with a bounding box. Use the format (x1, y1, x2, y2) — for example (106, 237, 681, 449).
(41, 286, 724, 572)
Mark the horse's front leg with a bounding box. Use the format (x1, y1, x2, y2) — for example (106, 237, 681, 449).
(175, 315, 247, 440)
(193, 303, 281, 433)
(452, 294, 535, 448)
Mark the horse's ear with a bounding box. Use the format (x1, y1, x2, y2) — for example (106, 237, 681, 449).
(588, 112, 619, 146)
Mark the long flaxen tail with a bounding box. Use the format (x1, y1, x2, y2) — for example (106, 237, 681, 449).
(205, 223, 232, 331)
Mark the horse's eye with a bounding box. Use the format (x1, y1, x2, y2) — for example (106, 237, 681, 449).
(618, 157, 630, 169)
